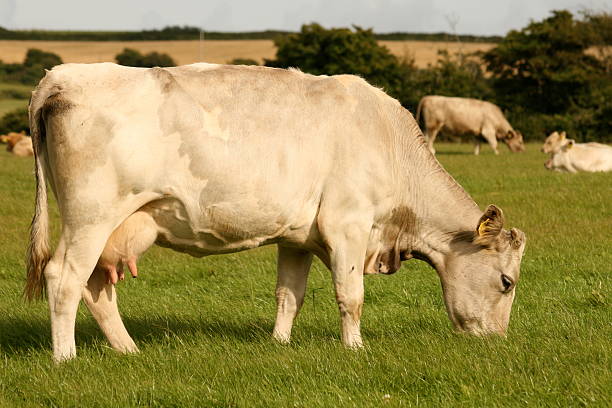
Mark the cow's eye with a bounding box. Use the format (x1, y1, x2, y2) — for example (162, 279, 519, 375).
(501, 274, 514, 292)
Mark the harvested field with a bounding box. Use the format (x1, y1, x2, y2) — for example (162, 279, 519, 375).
(0, 40, 495, 67)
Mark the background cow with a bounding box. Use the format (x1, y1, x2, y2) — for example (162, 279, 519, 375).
(1, 131, 27, 151)
(416, 95, 525, 155)
(541, 131, 569, 154)
(544, 139, 612, 173)
(11, 136, 34, 157)
(26, 63, 525, 362)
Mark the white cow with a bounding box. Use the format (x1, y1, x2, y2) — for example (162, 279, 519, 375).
(544, 139, 612, 173)
(416, 95, 525, 155)
(541, 131, 569, 154)
(26, 63, 526, 362)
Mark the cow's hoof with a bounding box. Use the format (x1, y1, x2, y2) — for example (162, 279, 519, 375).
(272, 331, 291, 344)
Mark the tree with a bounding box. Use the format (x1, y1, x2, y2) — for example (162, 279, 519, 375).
(115, 48, 175, 67)
(0, 48, 63, 84)
(483, 10, 611, 141)
(265, 23, 411, 102)
(483, 10, 604, 114)
(0, 108, 29, 135)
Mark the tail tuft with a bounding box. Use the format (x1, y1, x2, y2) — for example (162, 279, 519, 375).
(24, 88, 51, 301)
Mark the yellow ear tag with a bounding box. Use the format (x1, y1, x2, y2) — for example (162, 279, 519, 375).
(566, 142, 573, 150)
(478, 219, 490, 235)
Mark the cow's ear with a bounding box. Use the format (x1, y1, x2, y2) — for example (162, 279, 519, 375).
(509, 228, 525, 250)
(563, 140, 575, 151)
(506, 130, 514, 140)
(474, 204, 504, 247)
(560, 131, 566, 140)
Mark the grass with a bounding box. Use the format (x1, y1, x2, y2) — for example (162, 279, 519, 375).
(0, 143, 610, 407)
(0, 82, 30, 117)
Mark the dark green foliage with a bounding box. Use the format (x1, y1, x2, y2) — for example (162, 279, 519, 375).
(0, 88, 30, 99)
(265, 23, 413, 106)
(400, 51, 493, 113)
(228, 58, 259, 66)
(115, 48, 176, 67)
(0, 108, 29, 134)
(0, 48, 63, 85)
(0, 25, 501, 42)
(484, 10, 602, 114)
(483, 10, 611, 141)
(263, 24, 492, 124)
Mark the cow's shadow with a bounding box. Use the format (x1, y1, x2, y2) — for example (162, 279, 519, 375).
(0, 315, 274, 356)
(435, 150, 474, 156)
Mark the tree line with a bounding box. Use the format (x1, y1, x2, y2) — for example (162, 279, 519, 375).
(0, 25, 500, 43)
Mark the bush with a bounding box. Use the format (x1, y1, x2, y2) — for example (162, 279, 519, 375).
(0, 108, 29, 135)
(228, 58, 259, 66)
(398, 50, 493, 113)
(265, 23, 411, 104)
(0, 48, 63, 85)
(115, 48, 176, 67)
(483, 10, 611, 141)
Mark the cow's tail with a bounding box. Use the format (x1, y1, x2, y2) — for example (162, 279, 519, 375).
(24, 79, 53, 301)
(415, 97, 425, 128)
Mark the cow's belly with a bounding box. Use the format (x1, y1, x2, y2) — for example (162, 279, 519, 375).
(140, 195, 319, 257)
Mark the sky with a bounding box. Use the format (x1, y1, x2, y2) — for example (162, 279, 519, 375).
(1, 0, 610, 36)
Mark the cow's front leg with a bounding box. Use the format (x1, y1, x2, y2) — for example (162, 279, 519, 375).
(482, 127, 499, 155)
(327, 224, 369, 348)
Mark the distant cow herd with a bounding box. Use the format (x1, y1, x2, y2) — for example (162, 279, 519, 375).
(6, 63, 609, 362)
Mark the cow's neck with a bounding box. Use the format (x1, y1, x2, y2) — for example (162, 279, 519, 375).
(395, 141, 482, 270)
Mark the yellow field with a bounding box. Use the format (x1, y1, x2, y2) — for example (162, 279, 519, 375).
(0, 40, 495, 68)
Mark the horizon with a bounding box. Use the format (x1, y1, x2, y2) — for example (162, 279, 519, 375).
(1, 0, 610, 37)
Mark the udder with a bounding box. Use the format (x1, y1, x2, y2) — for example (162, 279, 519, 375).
(96, 211, 158, 284)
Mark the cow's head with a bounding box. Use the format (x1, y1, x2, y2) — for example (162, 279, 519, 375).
(504, 130, 525, 152)
(541, 131, 568, 154)
(545, 139, 574, 171)
(441, 205, 526, 336)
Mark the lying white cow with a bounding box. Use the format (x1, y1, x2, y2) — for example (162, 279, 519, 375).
(26, 63, 526, 362)
(416, 95, 525, 155)
(541, 131, 569, 154)
(11, 136, 34, 157)
(544, 139, 612, 173)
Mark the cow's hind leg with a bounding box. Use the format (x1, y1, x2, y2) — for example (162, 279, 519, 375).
(45, 224, 116, 362)
(82, 266, 138, 354)
(272, 246, 312, 343)
(426, 124, 443, 155)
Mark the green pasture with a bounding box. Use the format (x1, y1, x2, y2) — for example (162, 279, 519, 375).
(0, 82, 30, 117)
(0, 143, 610, 407)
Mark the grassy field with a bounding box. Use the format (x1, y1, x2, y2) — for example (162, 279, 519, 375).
(0, 40, 494, 67)
(0, 82, 30, 117)
(0, 143, 610, 407)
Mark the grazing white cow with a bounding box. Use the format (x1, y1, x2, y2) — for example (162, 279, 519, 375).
(544, 139, 612, 173)
(26, 63, 526, 362)
(416, 95, 525, 155)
